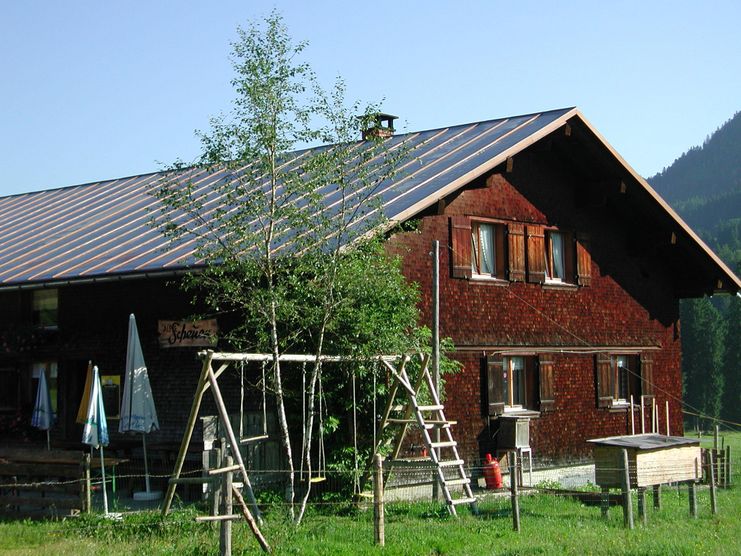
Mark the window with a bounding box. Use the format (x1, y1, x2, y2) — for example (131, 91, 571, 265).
(32, 289, 58, 329)
(32, 361, 58, 413)
(486, 354, 555, 415)
(545, 231, 570, 282)
(450, 217, 591, 286)
(471, 221, 506, 279)
(596, 353, 654, 408)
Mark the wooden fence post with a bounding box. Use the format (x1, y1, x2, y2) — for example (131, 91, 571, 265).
(652, 484, 661, 510)
(727, 446, 732, 487)
(621, 448, 634, 529)
(600, 487, 610, 519)
(688, 480, 697, 518)
(220, 456, 233, 556)
(637, 488, 646, 526)
(708, 450, 717, 515)
(509, 451, 520, 532)
(83, 452, 91, 514)
(374, 454, 385, 547)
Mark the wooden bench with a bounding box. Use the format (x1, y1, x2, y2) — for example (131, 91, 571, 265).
(0, 447, 123, 516)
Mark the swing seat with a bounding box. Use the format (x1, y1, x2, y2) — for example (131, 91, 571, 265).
(239, 434, 269, 445)
(309, 475, 327, 483)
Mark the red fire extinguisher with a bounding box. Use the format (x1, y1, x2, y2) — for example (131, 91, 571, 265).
(483, 453, 503, 489)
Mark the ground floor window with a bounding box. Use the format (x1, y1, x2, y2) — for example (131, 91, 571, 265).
(486, 354, 554, 415)
(596, 352, 654, 408)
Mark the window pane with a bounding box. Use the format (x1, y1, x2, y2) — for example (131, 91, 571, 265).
(479, 224, 495, 275)
(472, 223, 496, 275)
(550, 233, 565, 279)
(616, 356, 629, 400)
(32, 289, 58, 328)
(510, 357, 525, 406)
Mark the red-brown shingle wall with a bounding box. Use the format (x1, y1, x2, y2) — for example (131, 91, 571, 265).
(386, 153, 683, 464)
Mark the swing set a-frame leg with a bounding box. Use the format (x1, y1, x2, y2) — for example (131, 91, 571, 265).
(162, 352, 214, 515)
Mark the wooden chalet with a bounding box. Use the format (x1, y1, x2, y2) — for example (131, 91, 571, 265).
(0, 107, 738, 472)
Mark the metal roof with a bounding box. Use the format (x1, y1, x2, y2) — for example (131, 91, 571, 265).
(0, 106, 738, 293)
(587, 434, 700, 450)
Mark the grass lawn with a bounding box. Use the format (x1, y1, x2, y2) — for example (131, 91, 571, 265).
(1, 432, 738, 555)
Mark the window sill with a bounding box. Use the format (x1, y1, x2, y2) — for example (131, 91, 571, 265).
(542, 281, 578, 291)
(470, 275, 509, 286)
(608, 402, 634, 412)
(490, 409, 541, 419)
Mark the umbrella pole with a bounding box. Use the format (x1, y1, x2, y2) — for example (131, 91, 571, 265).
(100, 446, 109, 516)
(142, 433, 151, 493)
(46, 430, 50, 451)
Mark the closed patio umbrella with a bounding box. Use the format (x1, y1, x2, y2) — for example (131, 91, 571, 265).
(82, 365, 110, 515)
(75, 361, 93, 424)
(119, 314, 161, 500)
(31, 368, 55, 450)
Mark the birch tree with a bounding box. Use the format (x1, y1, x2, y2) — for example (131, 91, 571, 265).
(152, 12, 419, 523)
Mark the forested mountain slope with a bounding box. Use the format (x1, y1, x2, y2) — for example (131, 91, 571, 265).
(649, 112, 741, 270)
(647, 111, 740, 426)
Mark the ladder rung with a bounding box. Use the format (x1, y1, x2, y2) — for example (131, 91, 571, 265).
(450, 497, 477, 505)
(430, 441, 457, 449)
(444, 478, 470, 486)
(208, 464, 241, 476)
(387, 418, 419, 424)
(438, 459, 464, 467)
(418, 405, 444, 411)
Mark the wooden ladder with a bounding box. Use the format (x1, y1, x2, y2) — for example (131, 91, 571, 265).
(375, 354, 478, 517)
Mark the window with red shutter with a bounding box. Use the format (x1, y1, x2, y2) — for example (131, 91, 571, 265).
(576, 232, 592, 286)
(507, 223, 526, 282)
(538, 356, 555, 411)
(449, 216, 472, 279)
(526, 225, 546, 283)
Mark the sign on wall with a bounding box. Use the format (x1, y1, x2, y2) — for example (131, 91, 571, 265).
(158, 319, 218, 348)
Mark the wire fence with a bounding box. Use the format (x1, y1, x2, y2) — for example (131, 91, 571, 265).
(1, 450, 737, 513)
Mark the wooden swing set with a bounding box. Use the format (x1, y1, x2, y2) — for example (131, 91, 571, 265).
(162, 349, 476, 552)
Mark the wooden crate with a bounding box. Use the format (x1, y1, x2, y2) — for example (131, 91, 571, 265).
(590, 434, 701, 488)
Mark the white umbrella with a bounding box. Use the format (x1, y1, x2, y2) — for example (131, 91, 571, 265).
(31, 369, 55, 450)
(119, 314, 161, 500)
(82, 365, 110, 515)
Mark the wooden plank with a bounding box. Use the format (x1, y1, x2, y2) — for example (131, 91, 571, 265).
(0, 448, 84, 464)
(0, 463, 81, 477)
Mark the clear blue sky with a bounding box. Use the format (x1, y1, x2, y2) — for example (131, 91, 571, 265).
(1, 0, 739, 197)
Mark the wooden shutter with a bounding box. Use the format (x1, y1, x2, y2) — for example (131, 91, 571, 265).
(495, 224, 507, 280)
(526, 225, 546, 283)
(450, 216, 472, 279)
(563, 231, 575, 284)
(507, 223, 526, 282)
(640, 353, 654, 398)
(576, 232, 592, 286)
(487, 355, 506, 415)
(538, 356, 555, 411)
(596, 353, 613, 408)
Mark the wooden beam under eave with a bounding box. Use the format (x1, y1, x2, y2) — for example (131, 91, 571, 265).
(564, 123, 572, 137)
(506, 157, 514, 173)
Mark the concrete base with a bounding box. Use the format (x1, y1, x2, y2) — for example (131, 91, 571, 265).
(133, 490, 163, 501)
